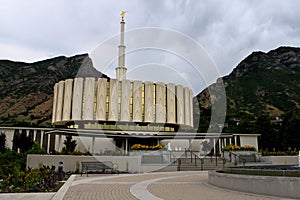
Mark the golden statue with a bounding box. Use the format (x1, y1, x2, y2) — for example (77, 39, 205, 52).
(121, 11, 127, 22)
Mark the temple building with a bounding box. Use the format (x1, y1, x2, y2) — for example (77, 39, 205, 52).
(0, 13, 260, 155)
(49, 13, 196, 153)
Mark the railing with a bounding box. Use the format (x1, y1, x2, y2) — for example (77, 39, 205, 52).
(227, 151, 247, 166)
(176, 149, 226, 171)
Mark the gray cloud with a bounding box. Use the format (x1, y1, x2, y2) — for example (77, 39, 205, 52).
(1, 0, 299, 93)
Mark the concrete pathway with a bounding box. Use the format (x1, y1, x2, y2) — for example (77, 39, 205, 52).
(0, 171, 295, 200)
(62, 171, 289, 200)
(0, 192, 55, 200)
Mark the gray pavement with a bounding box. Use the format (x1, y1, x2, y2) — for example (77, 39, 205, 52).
(62, 171, 288, 200)
(0, 171, 295, 200)
(0, 192, 55, 200)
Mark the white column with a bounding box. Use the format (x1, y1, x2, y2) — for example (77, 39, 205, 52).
(121, 80, 131, 121)
(109, 79, 119, 121)
(92, 137, 95, 154)
(184, 87, 190, 126)
(52, 83, 58, 124)
(213, 138, 216, 155)
(176, 85, 184, 125)
(62, 79, 73, 121)
(144, 81, 154, 122)
(83, 77, 95, 120)
(40, 130, 44, 147)
(189, 89, 194, 127)
(133, 81, 142, 122)
(72, 78, 84, 120)
(234, 135, 237, 145)
(56, 135, 62, 151)
(167, 83, 176, 124)
(96, 78, 107, 120)
(125, 138, 128, 155)
(155, 82, 166, 123)
(55, 81, 65, 122)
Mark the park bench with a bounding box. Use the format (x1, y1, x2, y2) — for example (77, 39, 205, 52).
(81, 161, 118, 176)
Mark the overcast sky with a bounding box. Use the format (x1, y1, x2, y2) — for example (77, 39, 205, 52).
(1, 0, 299, 93)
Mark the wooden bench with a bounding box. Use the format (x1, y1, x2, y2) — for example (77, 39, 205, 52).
(81, 161, 118, 176)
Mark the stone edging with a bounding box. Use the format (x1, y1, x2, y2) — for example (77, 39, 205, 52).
(51, 175, 76, 200)
(208, 170, 300, 199)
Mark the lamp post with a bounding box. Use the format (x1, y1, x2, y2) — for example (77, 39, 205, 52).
(58, 161, 63, 181)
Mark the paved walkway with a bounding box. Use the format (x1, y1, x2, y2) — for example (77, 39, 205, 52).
(61, 171, 288, 200)
(0, 171, 295, 200)
(0, 192, 55, 200)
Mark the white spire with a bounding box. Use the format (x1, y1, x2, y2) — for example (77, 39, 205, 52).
(116, 11, 127, 81)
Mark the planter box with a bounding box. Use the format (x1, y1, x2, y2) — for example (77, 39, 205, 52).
(224, 151, 261, 163)
(130, 150, 170, 164)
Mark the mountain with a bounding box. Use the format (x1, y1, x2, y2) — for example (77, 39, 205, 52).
(195, 46, 300, 131)
(0, 54, 108, 127)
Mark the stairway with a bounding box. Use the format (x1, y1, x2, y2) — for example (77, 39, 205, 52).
(154, 154, 230, 172)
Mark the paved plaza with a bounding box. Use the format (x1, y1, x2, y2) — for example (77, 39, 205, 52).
(0, 171, 295, 200)
(60, 171, 288, 200)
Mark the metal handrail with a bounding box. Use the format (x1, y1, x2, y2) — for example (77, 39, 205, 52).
(228, 151, 247, 166)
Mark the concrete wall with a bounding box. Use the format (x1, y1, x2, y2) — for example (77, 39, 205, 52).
(161, 139, 204, 152)
(209, 170, 300, 199)
(27, 155, 142, 173)
(239, 135, 258, 149)
(261, 156, 298, 165)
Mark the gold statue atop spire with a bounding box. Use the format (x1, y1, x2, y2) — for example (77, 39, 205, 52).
(121, 11, 127, 22)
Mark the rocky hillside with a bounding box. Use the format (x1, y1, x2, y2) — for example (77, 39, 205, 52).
(196, 46, 300, 130)
(0, 54, 108, 127)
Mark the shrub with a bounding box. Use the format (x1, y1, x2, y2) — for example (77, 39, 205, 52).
(223, 144, 256, 151)
(130, 144, 164, 150)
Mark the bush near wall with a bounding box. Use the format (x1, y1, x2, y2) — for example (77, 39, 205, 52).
(223, 144, 257, 151)
(130, 144, 164, 150)
(0, 165, 63, 192)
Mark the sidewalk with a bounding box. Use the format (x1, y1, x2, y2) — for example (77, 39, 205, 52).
(0, 171, 293, 200)
(60, 171, 285, 200)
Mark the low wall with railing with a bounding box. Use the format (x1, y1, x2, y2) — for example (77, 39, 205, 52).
(209, 170, 300, 199)
(27, 154, 141, 173)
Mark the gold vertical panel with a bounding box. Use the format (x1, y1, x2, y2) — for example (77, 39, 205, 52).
(72, 78, 84, 120)
(155, 82, 166, 123)
(144, 81, 153, 122)
(52, 83, 58, 124)
(96, 78, 107, 120)
(83, 77, 95, 120)
(176, 85, 184, 125)
(62, 79, 73, 121)
(121, 80, 131, 121)
(108, 79, 119, 121)
(167, 83, 176, 123)
(133, 81, 142, 122)
(184, 87, 191, 126)
(55, 81, 65, 122)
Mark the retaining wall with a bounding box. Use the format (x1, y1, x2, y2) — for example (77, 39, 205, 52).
(27, 155, 141, 173)
(208, 170, 300, 199)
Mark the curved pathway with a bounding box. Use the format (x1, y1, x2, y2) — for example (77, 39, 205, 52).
(62, 171, 292, 200)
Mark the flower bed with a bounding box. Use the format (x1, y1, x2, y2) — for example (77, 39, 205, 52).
(130, 144, 164, 151)
(223, 144, 256, 151)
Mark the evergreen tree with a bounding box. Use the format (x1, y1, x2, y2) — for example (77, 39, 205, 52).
(255, 115, 277, 151)
(12, 129, 34, 153)
(63, 135, 77, 153)
(0, 132, 7, 153)
(280, 111, 300, 150)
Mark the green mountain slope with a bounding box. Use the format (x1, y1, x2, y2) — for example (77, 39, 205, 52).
(196, 46, 300, 132)
(0, 54, 108, 127)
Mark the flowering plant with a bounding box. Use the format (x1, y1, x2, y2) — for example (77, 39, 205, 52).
(223, 144, 256, 151)
(130, 144, 164, 150)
